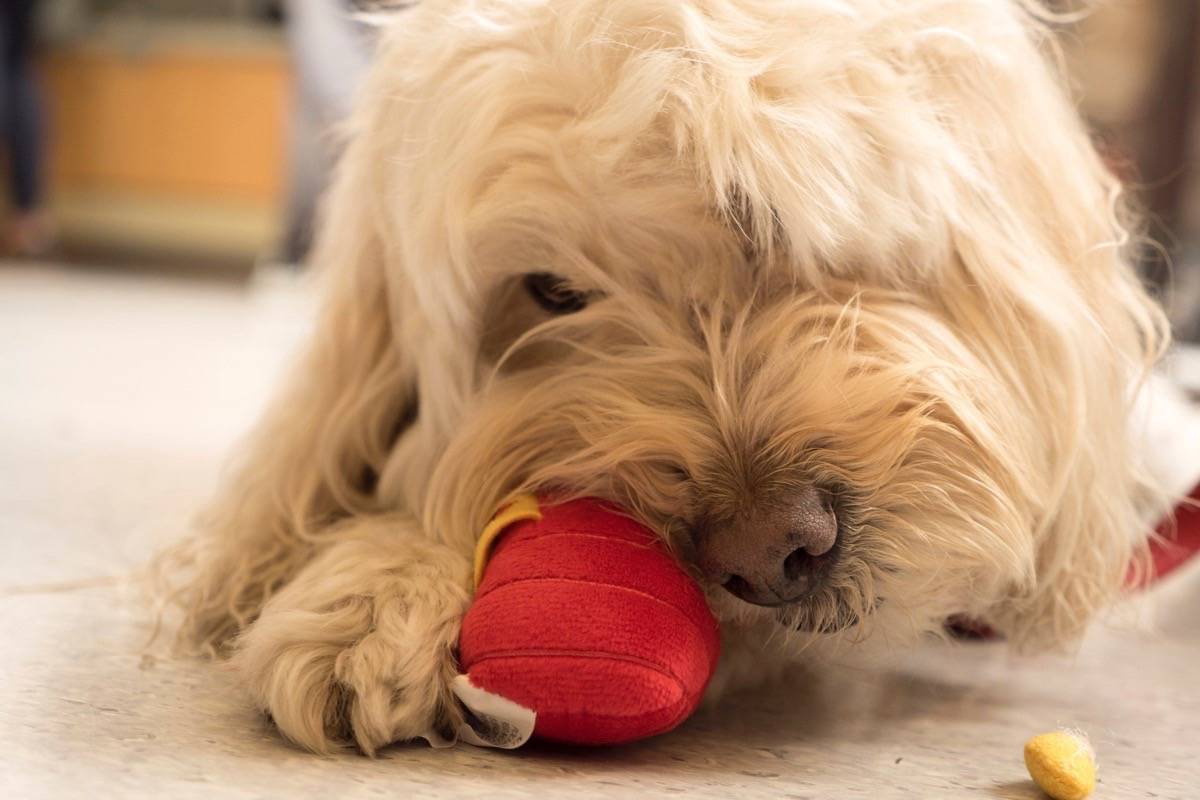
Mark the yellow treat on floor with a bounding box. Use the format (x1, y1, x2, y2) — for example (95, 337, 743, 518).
(1024, 730, 1096, 800)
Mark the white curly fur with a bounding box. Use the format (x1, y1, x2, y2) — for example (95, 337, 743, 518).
(166, 0, 1174, 754)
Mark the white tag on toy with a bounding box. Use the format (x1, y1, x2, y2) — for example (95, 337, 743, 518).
(452, 674, 536, 748)
(422, 674, 536, 749)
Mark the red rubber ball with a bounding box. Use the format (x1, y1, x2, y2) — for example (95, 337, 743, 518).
(458, 497, 720, 745)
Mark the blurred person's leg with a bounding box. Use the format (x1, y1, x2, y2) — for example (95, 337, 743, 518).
(281, 0, 373, 266)
(1, 0, 50, 257)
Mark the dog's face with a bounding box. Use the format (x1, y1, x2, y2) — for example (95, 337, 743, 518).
(331, 0, 1166, 655)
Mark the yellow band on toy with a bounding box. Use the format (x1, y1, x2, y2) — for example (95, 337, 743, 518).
(473, 493, 542, 588)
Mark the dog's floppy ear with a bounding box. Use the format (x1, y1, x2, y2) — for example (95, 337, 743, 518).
(175, 97, 420, 652)
(925, 11, 1171, 650)
(282, 122, 421, 518)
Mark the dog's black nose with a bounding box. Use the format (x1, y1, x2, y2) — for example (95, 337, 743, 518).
(693, 486, 838, 606)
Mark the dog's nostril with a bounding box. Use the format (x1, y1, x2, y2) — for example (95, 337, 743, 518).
(723, 574, 753, 599)
(783, 546, 820, 582)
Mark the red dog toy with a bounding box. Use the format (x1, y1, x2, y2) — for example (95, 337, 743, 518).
(458, 495, 720, 745)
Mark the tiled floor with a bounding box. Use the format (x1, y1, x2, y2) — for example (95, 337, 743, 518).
(2, 262, 1197, 799)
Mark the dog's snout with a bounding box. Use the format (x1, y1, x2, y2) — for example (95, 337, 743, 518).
(694, 486, 838, 606)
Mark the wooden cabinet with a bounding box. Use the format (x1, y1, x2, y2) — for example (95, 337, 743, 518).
(42, 23, 292, 265)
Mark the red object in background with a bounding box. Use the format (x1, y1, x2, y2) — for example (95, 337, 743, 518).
(458, 497, 720, 745)
(1145, 484, 1200, 583)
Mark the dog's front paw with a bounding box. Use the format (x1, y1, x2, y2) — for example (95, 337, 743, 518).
(230, 524, 472, 754)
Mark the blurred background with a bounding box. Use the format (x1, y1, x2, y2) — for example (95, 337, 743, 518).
(4, 0, 378, 274)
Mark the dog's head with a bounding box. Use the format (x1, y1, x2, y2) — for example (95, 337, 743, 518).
(315, 0, 1168, 654)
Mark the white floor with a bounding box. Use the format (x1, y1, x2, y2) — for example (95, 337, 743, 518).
(2, 261, 1197, 799)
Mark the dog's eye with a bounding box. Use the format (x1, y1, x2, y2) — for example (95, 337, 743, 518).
(523, 272, 589, 314)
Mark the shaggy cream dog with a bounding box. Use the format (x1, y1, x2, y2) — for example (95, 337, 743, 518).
(171, 0, 1176, 754)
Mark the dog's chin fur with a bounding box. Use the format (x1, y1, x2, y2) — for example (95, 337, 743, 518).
(165, 0, 1173, 754)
